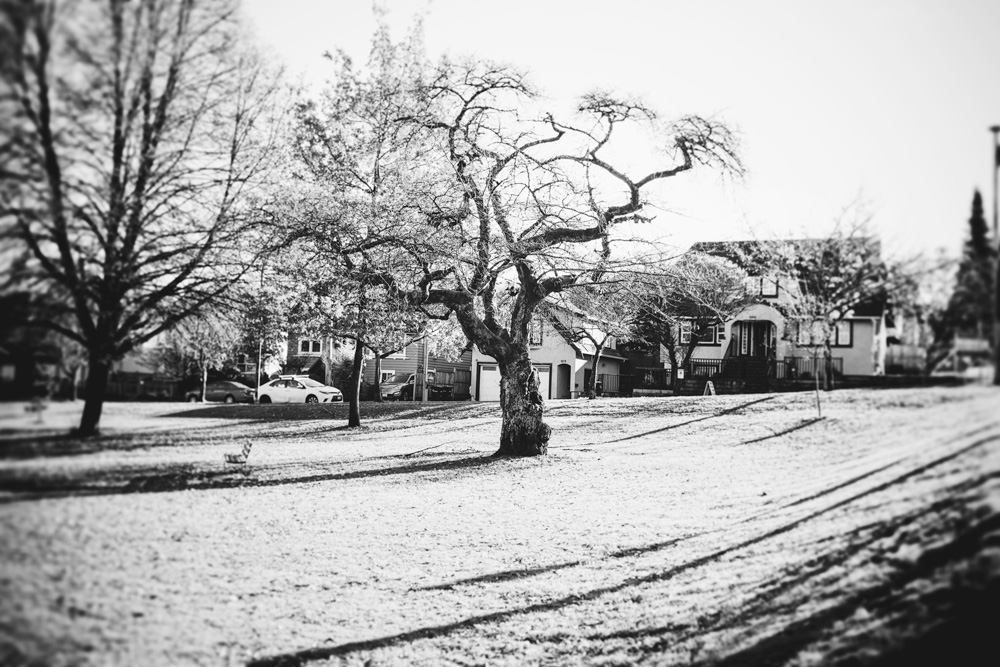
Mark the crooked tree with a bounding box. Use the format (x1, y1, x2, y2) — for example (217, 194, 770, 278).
(0, 0, 285, 434)
(295, 32, 741, 456)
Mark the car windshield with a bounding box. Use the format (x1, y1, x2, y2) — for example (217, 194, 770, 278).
(300, 378, 324, 388)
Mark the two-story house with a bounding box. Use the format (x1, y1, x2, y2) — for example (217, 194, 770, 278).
(684, 240, 890, 385)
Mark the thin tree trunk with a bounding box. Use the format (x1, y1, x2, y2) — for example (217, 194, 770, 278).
(76, 358, 110, 436)
(813, 348, 822, 418)
(494, 351, 550, 457)
(823, 342, 833, 391)
(374, 354, 383, 403)
(587, 345, 605, 399)
(201, 365, 208, 402)
(347, 340, 364, 427)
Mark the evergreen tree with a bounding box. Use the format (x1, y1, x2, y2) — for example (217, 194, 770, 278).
(944, 190, 995, 340)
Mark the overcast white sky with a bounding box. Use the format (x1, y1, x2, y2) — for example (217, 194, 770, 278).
(242, 0, 1000, 258)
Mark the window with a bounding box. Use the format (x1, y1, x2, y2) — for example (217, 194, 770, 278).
(760, 275, 779, 297)
(679, 322, 692, 344)
(796, 320, 852, 347)
(796, 321, 821, 346)
(385, 347, 406, 360)
(299, 339, 321, 353)
(380, 371, 396, 383)
(529, 318, 543, 346)
(832, 320, 853, 347)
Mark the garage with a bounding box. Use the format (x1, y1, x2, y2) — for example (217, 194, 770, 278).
(477, 363, 551, 402)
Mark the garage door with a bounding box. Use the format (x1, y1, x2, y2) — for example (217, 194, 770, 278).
(477, 364, 551, 402)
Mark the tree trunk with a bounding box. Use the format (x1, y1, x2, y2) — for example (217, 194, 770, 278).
(347, 341, 365, 428)
(76, 358, 110, 436)
(494, 351, 550, 457)
(587, 346, 605, 399)
(201, 365, 208, 402)
(373, 354, 383, 403)
(823, 343, 833, 391)
(667, 346, 679, 391)
(813, 348, 822, 418)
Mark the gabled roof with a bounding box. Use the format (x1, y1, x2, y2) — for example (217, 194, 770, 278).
(543, 307, 626, 360)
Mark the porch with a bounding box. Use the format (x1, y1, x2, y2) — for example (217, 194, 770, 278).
(597, 356, 846, 397)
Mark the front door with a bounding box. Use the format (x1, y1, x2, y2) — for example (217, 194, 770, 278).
(735, 321, 776, 358)
(556, 364, 571, 399)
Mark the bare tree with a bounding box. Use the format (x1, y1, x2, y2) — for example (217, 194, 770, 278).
(761, 206, 918, 405)
(632, 252, 755, 388)
(0, 0, 286, 434)
(546, 280, 639, 399)
(294, 28, 741, 456)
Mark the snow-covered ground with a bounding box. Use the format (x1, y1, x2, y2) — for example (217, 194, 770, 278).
(1, 386, 998, 666)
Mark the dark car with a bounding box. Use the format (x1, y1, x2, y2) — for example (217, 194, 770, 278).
(185, 380, 255, 404)
(379, 372, 452, 401)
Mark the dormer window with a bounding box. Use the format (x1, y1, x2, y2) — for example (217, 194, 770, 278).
(300, 339, 321, 354)
(760, 275, 779, 297)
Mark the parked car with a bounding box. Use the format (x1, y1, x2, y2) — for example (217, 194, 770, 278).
(185, 380, 255, 404)
(255, 375, 343, 404)
(379, 372, 452, 401)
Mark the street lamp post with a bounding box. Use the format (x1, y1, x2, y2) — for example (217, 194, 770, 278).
(992, 126, 1000, 385)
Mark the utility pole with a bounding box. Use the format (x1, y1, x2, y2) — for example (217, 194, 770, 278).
(256, 261, 265, 391)
(991, 126, 1000, 385)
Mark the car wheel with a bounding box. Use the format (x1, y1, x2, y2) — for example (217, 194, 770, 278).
(258, 395, 271, 404)
(224, 395, 235, 404)
(306, 394, 318, 404)
(188, 395, 198, 403)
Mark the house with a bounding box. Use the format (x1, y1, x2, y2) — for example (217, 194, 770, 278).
(283, 333, 344, 386)
(361, 337, 473, 400)
(470, 309, 626, 401)
(675, 239, 891, 389)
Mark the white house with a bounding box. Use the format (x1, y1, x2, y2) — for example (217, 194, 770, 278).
(471, 310, 625, 401)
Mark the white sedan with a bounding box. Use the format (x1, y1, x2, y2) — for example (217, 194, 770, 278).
(255, 376, 343, 404)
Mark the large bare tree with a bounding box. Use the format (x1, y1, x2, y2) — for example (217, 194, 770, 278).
(0, 0, 286, 434)
(294, 29, 741, 456)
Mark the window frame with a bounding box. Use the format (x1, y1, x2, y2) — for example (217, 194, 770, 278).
(760, 275, 779, 298)
(529, 318, 543, 346)
(299, 339, 321, 354)
(679, 321, 692, 345)
(831, 320, 854, 347)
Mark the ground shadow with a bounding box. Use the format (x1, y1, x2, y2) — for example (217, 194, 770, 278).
(0, 455, 500, 503)
(549, 396, 776, 450)
(161, 401, 494, 422)
(245, 438, 999, 667)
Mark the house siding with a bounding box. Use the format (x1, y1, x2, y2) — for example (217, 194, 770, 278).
(362, 339, 473, 399)
(471, 315, 623, 400)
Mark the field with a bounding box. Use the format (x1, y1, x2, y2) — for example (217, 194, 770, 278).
(1, 386, 998, 666)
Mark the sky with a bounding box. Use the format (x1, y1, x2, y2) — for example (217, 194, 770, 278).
(241, 0, 1000, 259)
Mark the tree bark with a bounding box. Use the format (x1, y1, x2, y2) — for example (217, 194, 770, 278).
(823, 342, 833, 391)
(494, 351, 550, 457)
(347, 340, 365, 427)
(373, 354, 383, 403)
(587, 346, 605, 399)
(76, 358, 110, 436)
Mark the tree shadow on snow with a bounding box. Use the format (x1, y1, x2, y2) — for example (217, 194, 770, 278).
(0, 454, 500, 503)
(245, 442, 1000, 667)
